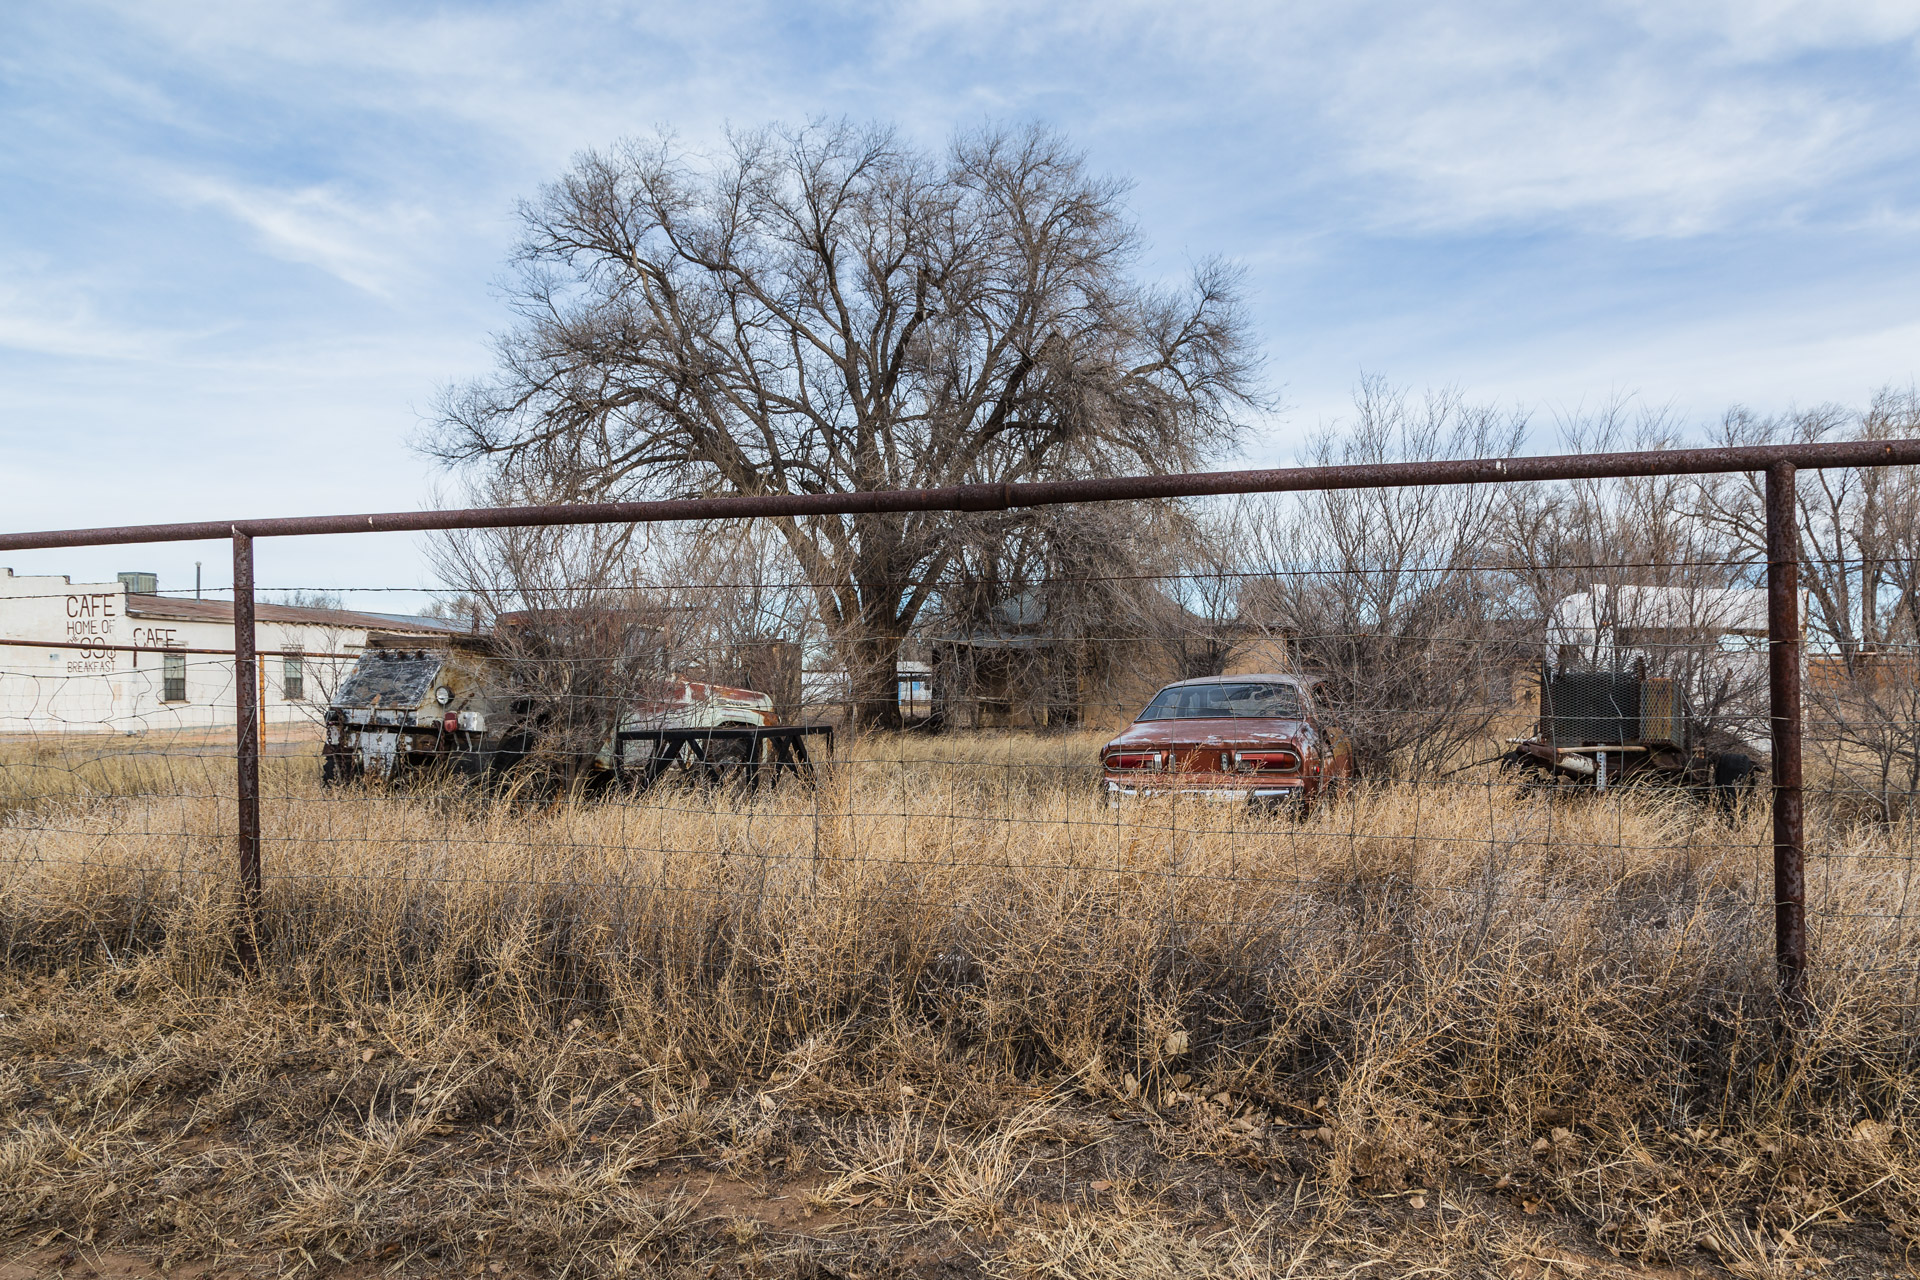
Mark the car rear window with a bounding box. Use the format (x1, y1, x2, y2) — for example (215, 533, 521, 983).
(1137, 681, 1304, 721)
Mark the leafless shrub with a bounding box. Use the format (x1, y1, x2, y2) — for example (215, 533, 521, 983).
(1240, 379, 1530, 775)
(928, 501, 1190, 727)
(641, 521, 818, 722)
(430, 497, 681, 786)
(1497, 399, 1769, 751)
(1703, 387, 1920, 812)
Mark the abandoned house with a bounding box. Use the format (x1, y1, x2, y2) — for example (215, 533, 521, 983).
(0, 569, 455, 734)
(928, 590, 1295, 729)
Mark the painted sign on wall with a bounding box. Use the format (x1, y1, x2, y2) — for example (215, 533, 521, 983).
(65, 593, 118, 673)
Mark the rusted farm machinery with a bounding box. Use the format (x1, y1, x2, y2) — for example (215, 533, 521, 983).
(1501, 669, 1757, 803)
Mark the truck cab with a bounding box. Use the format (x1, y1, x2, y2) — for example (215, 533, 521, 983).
(323, 630, 777, 785)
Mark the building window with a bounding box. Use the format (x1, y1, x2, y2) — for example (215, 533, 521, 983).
(283, 654, 304, 701)
(162, 651, 187, 702)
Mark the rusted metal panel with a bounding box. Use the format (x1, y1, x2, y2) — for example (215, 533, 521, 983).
(7, 438, 1920, 550)
(1639, 679, 1684, 746)
(331, 651, 446, 710)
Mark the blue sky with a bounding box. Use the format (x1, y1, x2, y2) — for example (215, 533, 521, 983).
(4, 0, 1919, 603)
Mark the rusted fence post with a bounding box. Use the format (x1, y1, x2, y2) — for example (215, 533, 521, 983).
(1765, 462, 1806, 1020)
(232, 528, 262, 966)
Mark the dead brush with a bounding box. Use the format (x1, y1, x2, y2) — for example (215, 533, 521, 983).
(0, 731, 1917, 1273)
(811, 1099, 1065, 1232)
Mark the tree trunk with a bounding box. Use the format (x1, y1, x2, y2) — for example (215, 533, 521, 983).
(847, 634, 904, 731)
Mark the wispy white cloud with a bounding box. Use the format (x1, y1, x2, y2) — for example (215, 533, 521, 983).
(3, 0, 1918, 592)
(865, 0, 1920, 237)
(1617, 0, 1920, 59)
(0, 266, 205, 361)
(1326, 58, 1872, 237)
(1303, 2, 1903, 236)
(67, 0, 787, 160)
(62, 0, 1917, 245)
(167, 175, 435, 297)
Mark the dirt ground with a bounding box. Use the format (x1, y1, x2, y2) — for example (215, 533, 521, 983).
(1, 1006, 1912, 1280)
(0, 1125, 1850, 1280)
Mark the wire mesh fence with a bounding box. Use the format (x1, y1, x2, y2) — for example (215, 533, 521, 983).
(4, 448, 1920, 1023)
(17, 444, 1920, 1275)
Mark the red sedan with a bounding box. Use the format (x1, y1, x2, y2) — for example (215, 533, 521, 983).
(1100, 675, 1356, 808)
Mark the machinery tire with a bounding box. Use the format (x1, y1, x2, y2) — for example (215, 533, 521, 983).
(484, 735, 539, 799)
(699, 723, 760, 789)
(1711, 752, 1755, 812)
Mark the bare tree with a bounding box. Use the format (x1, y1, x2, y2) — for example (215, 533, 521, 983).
(925, 501, 1189, 727)
(423, 592, 485, 630)
(1245, 379, 1529, 776)
(1705, 404, 1875, 665)
(422, 120, 1260, 729)
(269, 589, 346, 611)
(1501, 401, 1765, 748)
(1864, 390, 1920, 646)
(643, 521, 817, 723)
(1155, 499, 1261, 682)
(1701, 388, 1920, 815)
(430, 502, 679, 787)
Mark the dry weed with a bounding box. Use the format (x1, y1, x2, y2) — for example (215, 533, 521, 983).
(0, 730, 1914, 1275)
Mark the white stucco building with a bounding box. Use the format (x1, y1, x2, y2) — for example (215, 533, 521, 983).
(0, 568, 454, 734)
(1547, 585, 1770, 664)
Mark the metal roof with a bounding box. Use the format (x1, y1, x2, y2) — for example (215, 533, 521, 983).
(359, 611, 468, 632)
(124, 594, 449, 633)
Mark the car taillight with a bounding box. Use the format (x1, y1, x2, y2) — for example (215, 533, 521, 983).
(1106, 751, 1163, 771)
(1233, 749, 1301, 772)
(443, 712, 459, 734)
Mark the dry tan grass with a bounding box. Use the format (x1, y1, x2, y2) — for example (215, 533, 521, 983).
(0, 723, 318, 819)
(0, 730, 1916, 1276)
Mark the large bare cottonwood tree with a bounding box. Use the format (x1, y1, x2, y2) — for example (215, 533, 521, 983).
(425, 121, 1259, 727)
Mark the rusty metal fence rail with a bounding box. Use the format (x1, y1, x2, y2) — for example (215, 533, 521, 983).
(9, 439, 1920, 1018)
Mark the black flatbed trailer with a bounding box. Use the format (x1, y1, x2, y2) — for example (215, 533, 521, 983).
(612, 723, 835, 791)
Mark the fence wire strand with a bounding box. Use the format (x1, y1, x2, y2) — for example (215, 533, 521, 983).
(4, 504, 1920, 1016)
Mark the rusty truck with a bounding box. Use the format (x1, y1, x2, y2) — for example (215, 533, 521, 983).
(323, 629, 829, 790)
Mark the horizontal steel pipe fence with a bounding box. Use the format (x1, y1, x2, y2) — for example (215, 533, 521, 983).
(3, 437, 1919, 552)
(9, 438, 1920, 1022)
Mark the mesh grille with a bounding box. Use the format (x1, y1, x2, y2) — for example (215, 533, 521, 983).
(1543, 671, 1639, 745)
(1639, 678, 1685, 746)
